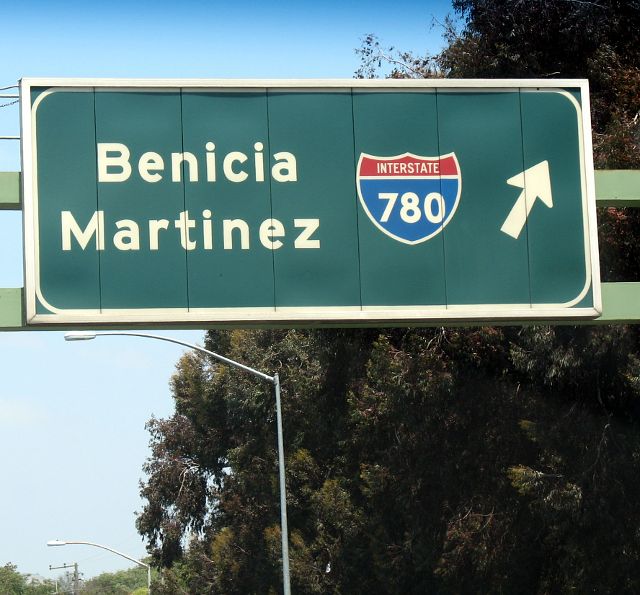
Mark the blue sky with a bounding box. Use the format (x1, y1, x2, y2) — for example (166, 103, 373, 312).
(0, 0, 456, 581)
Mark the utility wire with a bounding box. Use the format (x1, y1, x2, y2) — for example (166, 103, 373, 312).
(0, 83, 19, 108)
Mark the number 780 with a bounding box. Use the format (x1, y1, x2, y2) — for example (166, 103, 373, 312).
(378, 192, 446, 224)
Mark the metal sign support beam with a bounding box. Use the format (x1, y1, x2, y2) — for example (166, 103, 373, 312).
(0, 169, 639, 329)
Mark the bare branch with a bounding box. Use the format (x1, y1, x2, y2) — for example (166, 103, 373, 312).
(558, 0, 607, 8)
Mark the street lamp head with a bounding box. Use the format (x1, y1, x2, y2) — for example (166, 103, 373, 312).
(64, 332, 97, 341)
(47, 540, 67, 546)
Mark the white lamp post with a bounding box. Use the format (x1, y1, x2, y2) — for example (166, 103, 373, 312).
(64, 331, 291, 595)
(47, 539, 151, 593)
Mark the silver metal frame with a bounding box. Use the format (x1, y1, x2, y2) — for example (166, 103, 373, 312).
(20, 78, 601, 326)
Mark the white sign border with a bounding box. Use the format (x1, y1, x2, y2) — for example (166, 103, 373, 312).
(20, 78, 602, 325)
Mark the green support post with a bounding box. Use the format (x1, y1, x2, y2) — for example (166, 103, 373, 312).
(595, 170, 640, 206)
(0, 288, 23, 328)
(0, 172, 21, 210)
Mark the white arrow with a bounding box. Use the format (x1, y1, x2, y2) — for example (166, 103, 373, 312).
(500, 160, 553, 239)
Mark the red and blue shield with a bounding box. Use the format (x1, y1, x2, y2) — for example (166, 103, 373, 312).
(356, 152, 462, 245)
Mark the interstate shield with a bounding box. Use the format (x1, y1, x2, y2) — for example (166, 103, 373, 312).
(356, 152, 461, 245)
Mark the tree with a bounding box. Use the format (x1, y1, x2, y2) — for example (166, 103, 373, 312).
(0, 564, 26, 594)
(137, 326, 640, 593)
(440, 1, 640, 281)
(358, 1, 640, 171)
(0, 563, 55, 594)
(81, 565, 152, 594)
(138, 3, 640, 593)
(357, 1, 640, 281)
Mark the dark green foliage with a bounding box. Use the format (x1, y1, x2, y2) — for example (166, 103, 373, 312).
(447, 1, 639, 77)
(357, 1, 640, 281)
(357, 0, 640, 174)
(138, 327, 640, 594)
(441, 1, 640, 281)
(137, 2, 640, 593)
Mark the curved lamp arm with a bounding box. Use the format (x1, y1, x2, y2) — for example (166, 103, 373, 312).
(64, 331, 274, 383)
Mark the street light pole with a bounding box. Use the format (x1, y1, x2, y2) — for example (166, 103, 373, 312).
(47, 540, 151, 593)
(64, 331, 291, 595)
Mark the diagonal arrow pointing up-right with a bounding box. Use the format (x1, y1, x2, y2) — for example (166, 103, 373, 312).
(500, 160, 553, 239)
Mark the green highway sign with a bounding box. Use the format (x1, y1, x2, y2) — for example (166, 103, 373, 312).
(20, 78, 601, 326)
